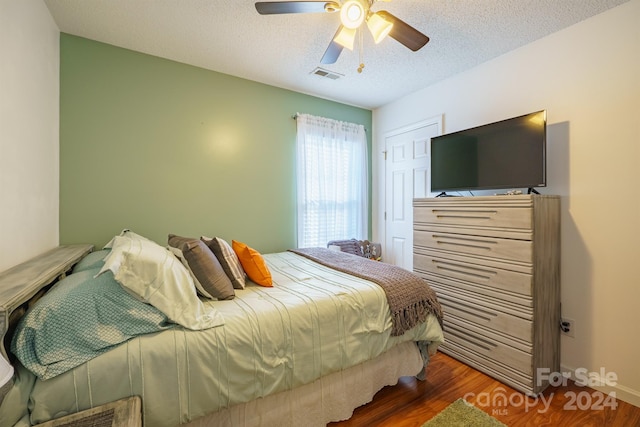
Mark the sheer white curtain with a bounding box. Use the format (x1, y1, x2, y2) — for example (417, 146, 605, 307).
(295, 113, 368, 248)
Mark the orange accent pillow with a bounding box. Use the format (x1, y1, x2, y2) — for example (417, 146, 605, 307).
(231, 240, 273, 287)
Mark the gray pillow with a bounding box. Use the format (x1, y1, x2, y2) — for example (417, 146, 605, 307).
(203, 237, 247, 289)
(168, 234, 235, 300)
(327, 239, 364, 257)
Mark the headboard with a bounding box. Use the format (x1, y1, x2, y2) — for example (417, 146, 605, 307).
(0, 245, 93, 401)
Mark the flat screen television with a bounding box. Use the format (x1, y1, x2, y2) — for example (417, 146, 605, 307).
(430, 110, 547, 194)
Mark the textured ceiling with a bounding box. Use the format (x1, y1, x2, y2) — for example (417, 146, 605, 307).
(43, 0, 629, 109)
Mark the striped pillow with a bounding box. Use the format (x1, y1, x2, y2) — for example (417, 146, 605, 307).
(203, 237, 247, 289)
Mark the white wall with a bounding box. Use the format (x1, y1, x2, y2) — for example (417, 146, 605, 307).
(373, 0, 640, 406)
(0, 0, 60, 272)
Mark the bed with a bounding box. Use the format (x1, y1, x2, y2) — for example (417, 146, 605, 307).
(0, 232, 444, 427)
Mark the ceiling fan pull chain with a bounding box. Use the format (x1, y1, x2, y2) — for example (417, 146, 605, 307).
(357, 27, 365, 73)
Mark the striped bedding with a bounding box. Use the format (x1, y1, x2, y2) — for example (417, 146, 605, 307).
(3, 251, 444, 427)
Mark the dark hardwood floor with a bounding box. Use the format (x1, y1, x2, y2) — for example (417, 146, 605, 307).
(330, 352, 640, 427)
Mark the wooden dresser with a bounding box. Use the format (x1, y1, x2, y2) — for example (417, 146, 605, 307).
(413, 195, 560, 396)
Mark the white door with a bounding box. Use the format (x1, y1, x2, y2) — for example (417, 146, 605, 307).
(384, 117, 442, 270)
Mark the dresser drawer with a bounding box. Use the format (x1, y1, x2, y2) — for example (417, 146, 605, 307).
(435, 290, 532, 342)
(439, 344, 534, 394)
(415, 252, 532, 296)
(414, 230, 532, 263)
(414, 205, 532, 230)
(418, 270, 533, 309)
(443, 322, 532, 375)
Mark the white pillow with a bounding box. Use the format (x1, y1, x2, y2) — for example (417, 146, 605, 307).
(103, 229, 151, 249)
(97, 235, 224, 330)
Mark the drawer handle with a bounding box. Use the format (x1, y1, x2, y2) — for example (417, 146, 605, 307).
(432, 260, 497, 281)
(440, 296, 496, 322)
(446, 325, 496, 351)
(432, 234, 498, 251)
(432, 209, 498, 221)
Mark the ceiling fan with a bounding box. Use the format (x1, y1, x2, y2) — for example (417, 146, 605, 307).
(254, 1, 429, 67)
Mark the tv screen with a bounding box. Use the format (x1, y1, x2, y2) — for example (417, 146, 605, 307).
(430, 110, 546, 193)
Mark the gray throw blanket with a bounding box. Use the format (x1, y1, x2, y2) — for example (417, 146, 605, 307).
(289, 247, 443, 336)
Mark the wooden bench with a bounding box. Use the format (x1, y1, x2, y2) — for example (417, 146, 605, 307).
(33, 396, 142, 427)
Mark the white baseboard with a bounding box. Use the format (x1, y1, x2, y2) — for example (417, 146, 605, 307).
(560, 363, 640, 409)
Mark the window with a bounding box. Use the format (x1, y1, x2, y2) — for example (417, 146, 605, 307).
(295, 113, 368, 248)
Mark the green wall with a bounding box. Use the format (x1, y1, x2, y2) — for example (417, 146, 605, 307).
(60, 34, 372, 253)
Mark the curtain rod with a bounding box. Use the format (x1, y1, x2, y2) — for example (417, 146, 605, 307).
(292, 114, 368, 132)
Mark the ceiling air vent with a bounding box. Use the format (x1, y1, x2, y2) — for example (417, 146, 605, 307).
(311, 67, 343, 80)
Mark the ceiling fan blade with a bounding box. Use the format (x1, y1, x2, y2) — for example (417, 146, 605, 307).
(320, 26, 345, 64)
(255, 1, 333, 15)
(376, 10, 429, 52)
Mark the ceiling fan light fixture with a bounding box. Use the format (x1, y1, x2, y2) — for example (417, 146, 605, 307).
(340, 0, 365, 29)
(367, 12, 393, 43)
(333, 26, 357, 50)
